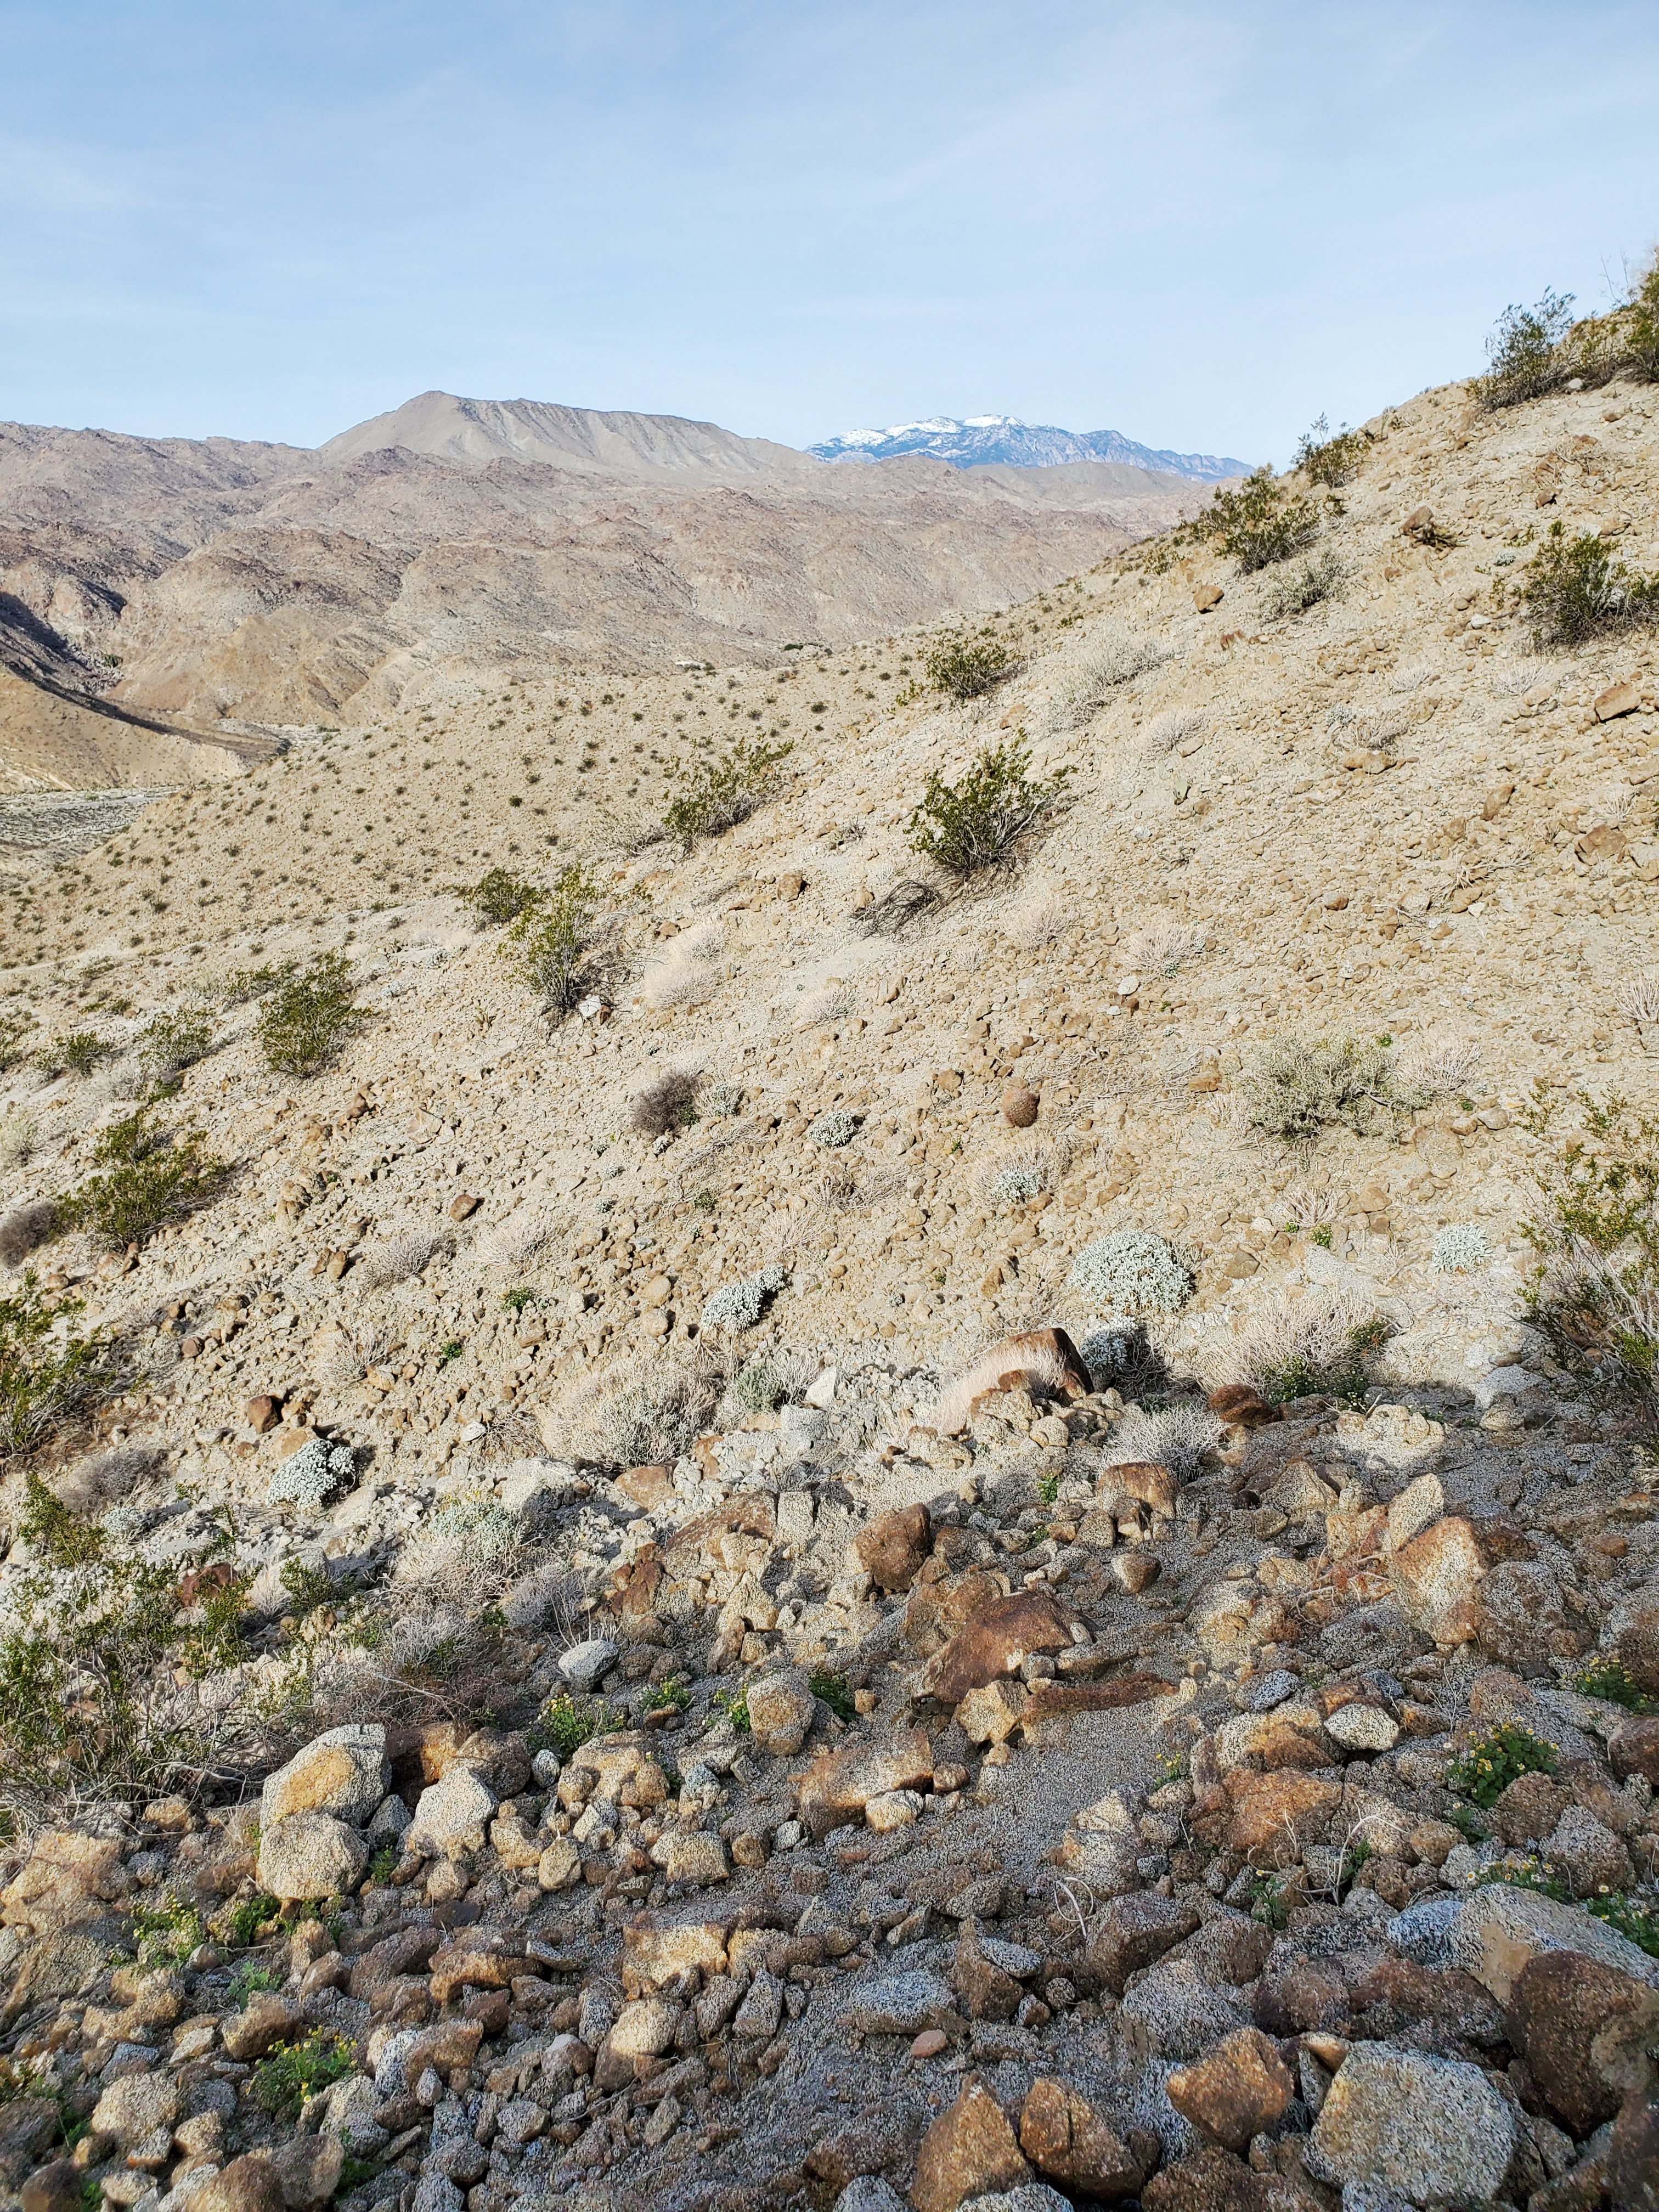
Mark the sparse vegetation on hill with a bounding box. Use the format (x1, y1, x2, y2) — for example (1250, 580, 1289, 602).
(923, 632, 1012, 700)
(57, 1109, 227, 1250)
(661, 732, 793, 850)
(255, 951, 365, 1075)
(905, 736, 1070, 878)
(1514, 521, 1659, 647)
(499, 859, 608, 1014)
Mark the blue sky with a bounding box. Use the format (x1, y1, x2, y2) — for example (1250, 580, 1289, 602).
(2, 2, 1656, 464)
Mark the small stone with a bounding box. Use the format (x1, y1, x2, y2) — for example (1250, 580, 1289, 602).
(1086, 1892, 1200, 1996)
(1233, 1668, 1298, 1713)
(1324, 1701, 1400, 1753)
(865, 1787, 923, 1832)
(1311, 2041, 1515, 2207)
(832, 2182, 906, 2212)
(245, 1395, 283, 1434)
(1166, 2026, 1295, 2153)
(21, 2162, 83, 2212)
(923, 1589, 1077, 1705)
(1001, 1085, 1040, 1128)
(1110, 1550, 1162, 1595)
(1226, 1769, 1342, 1867)
(89, 2073, 180, 2148)
(1018, 2077, 1143, 2197)
(911, 2029, 949, 2058)
(746, 1667, 820, 1755)
(1193, 584, 1224, 612)
(616, 1463, 674, 1508)
(1610, 1716, 1659, 1784)
(1596, 678, 1641, 721)
(955, 1680, 1029, 1746)
(448, 1192, 481, 1221)
(262, 1724, 388, 1825)
(911, 2072, 1031, 2212)
(648, 1830, 729, 1886)
(953, 1920, 1022, 2022)
(405, 1768, 497, 1858)
(536, 1837, 581, 1891)
(797, 1725, 934, 1840)
(1546, 1803, 1635, 1898)
(221, 1991, 300, 2062)
(854, 1504, 932, 1592)
(256, 1812, 368, 1903)
(558, 1637, 618, 1689)
(1487, 1767, 1571, 1847)
(182, 2157, 285, 2212)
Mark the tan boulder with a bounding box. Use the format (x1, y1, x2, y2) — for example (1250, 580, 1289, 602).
(923, 1588, 1080, 1705)
(795, 1726, 933, 1841)
(911, 2073, 1031, 2212)
(1019, 2076, 1143, 2196)
(1227, 1769, 1342, 1868)
(1167, 2026, 1295, 2152)
(1389, 1512, 1530, 1646)
(854, 1503, 932, 1592)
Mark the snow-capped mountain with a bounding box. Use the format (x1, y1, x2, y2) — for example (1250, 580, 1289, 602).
(808, 413, 1249, 482)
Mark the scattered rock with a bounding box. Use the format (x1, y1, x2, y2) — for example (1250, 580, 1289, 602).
(854, 1504, 932, 1593)
(262, 1724, 388, 1825)
(256, 1813, 368, 1903)
(1310, 2040, 1515, 2208)
(1166, 2027, 1295, 2153)
(911, 2072, 1032, 2212)
(1507, 1949, 1659, 2132)
(1018, 2077, 1143, 2197)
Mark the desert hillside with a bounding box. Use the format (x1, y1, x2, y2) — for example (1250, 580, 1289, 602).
(0, 348, 1657, 2212)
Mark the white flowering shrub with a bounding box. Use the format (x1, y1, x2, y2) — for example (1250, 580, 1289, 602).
(990, 1161, 1047, 1208)
(428, 1496, 517, 1561)
(703, 1081, 744, 1117)
(1076, 1323, 1144, 1383)
(1106, 1401, 1223, 1479)
(808, 1110, 860, 1149)
(1068, 1229, 1193, 1315)
(268, 1438, 356, 1506)
(1432, 1223, 1493, 1273)
(702, 1263, 787, 1332)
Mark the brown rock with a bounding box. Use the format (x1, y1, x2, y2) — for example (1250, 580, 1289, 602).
(1103, 1460, 1179, 1516)
(1109, 1553, 1164, 1595)
(1001, 1085, 1040, 1128)
(1252, 1959, 1350, 2036)
(348, 1927, 441, 2000)
(384, 1720, 471, 1792)
(795, 1726, 933, 1841)
(954, 1679, 1028, 1745)
(1019, 2076, 1143, 2197)
(1087, 1892, 1200, 1996)
(1143, 2143, 1322, 2212)
(1488, 1767, 1572, 1847)
(427, 1932, 528, 2004)
(1609, 2084, 1659, 2212)
(245, 1395, 283, 1434)
(1227, 1770, 1342, 1868)
(1021, 1673, 1176, 1723)
(1389, 1511, 1530, 1646)
(1509, 1950, 1659, 2134)
(264, 2133, 344, 2208)
(449, 1192, 480, 1221)
(855, 1503, 933, 1593)
(1402, 505, 1435, 539)
(1, 1829, 127, 1934)
(616, 1463, 674, 1508)
(1610, 1717, 1659, 1785)
(952, 1919, 1022, 2022)
(220, 1991, 298, 2062)
(923, 1588, 1079, 1705)
(1481, 779, 1516, 820)
(21, 2160, 83, 2212)
(1167, 2026, 1295, 2153)
(400, 2018, 484, 2082)
(1596, 679, 1642, 722)
(1193, 584, 1224, 613)
(1578, 823, 1630, 864)
(177, 1560, 239, 1610)
(183, 2157, 285, 2212)
(911, 2072, 1031, 2212)
(1206, 1384, 1280, 1429)
(1347, 1956, 1506, 2046)
(1617, 1604, 1659, 1697)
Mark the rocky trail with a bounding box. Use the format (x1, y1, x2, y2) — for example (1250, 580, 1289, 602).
(1, 355, 1659, 2212)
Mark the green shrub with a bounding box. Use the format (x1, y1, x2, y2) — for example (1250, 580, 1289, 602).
(58, 1111, 226, 1251)
(905, 737, 1071, 879)
(809, 1667, 856, 1722)
(631, 1068, 700, 1137)
(138, 1008, 216, 1082)
(712, 1685, 751, 1732)
(1588, 1891, 1659, 1957)
(1242, 1035, 1428, 1144)
(1446, 1722, 1558, 1808)
(1514, 522, 1659, 647)
(461, 867, 541, 924)
(255, 954, 365, 1076)
(217, 960, 296, 1005)
(1202, 468, 1322, 572)
(499, 861, 605, 1015)
(1259, 1317, 1388, 1409)
(0, 1286, 109, 1461)
(1476, 289, 1576, 409)
(132, 1894, 207, 1965)
(251, 2032, 351, 2117)
(534, 1689, 622, 1758)
(1293, 415, 1368, 487)
(1260, 548, 1346, 623)
(222, 1894, 281, 1948)
(49, 1032, 112, 1077)
(1628, 255, 1659, 381)
(662, 733, 793, 850)
(923, 634, 1013, 701)
(1568, 1655, 1655, 1713)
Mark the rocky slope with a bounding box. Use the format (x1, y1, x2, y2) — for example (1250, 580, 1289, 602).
(0, 365, 1658, 2212)
(0, 400, 1210, 751)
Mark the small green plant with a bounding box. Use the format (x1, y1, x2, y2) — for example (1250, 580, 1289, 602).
(1514, 522, 1658, 647)
(230, 1959, 280, 2000)
(1249, 1872, 1291, 1929)
(662, 733, 793, 851)
(1293, 415, 1368, 487)
(365, 1846, 398, 1887)
(1476, 289, 1576, 409)
(501, 1286, 535, 1314)
(279, 1556, 351, 1623)
(923, 633, 1013, 701)
(905, 737, 1071, 880)
(49, 1031, 113, 1077)
(1477, 1853, 1567, 1901)
(1203, 467, 1323, 572)
(0, 1015, 34, 1072)
(218, 960, 297, 1004)
(461, 867, 542, 924)
(694, 1188, 716, 1212)
(1311, 1224, 1334, 1249)
(252, 2030, 352, 2117)
(534, 1690, 622, 1759)
(1037, 1470, 1060, 1505)
(809, 1668, 856, 1723)
(58, 1111, 226, 1251)
(712, 1685, 751, 1733)
(437, 1339, 464, 1365)
(219, 1892, 281, 1948)
(0, 1289, 109, 1462)
(1242, 1034, 1429, 1145)
(1446, 1801, 1488, 1844)
(256, 954, 365, 1077)
(138, 1008, 216, 1083)
(1446, 1722, 1558, 1808)
(1587, 1891, 1659, 1957)
(644, 1673, 692, 1718)
(1259, 1316, 1387, 1410)
(499, 860, 606, 1015)
(1568, 1656, 1655, 1712)
(132, 1893, 207, 1964)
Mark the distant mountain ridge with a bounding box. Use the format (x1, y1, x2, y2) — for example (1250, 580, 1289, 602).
(809, 412, 1250, 481)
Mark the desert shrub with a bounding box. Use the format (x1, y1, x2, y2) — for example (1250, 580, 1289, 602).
(987, 1157, 1047, 1209)
(0, 1015, 33, 1073)
(0, 1281, 109, 1460)
(54, 1443, 162, 1516)
(359, 1223, 448, 1289)
(138, 1007, 216, 1083)
(662, 734, 793, 850)
(1105, 1401, 1223, 1479)
(631, 1067, 701, 1137)
(905, 737, 1071, 881)
(1260, 548, 1346, 623)
(1433, 1223, 1492, 1273)
(49, 1031, 112, 1077)
(1143, 707, 1205, 755)
(1075, 1321, 1163, 1393)
(924, 634, 1012, 701)
(0, 1201, 59, 1267)
(1476, 289, 1577, 409)
(1242, 1035, 1429, 1144)
(461, 867, 541, 925)
(853, 879, 940, 937)
(217, 960, 297, 1005)
(1123, 919, 1209, 977)
(1068, 1228, 1192, 1314)
(641, 922, 723, 1010)
(268, 1438, 356, 1508)
(252, 2032, 352, 2118)
(1232, 1288, 1386, 1407)
(1004, 892, 1068, 949)
(1628, 254, 1659, 381)
(57, 1111, 226, 1250)
(1514, 522, 1658, 647)
(1203, 467, 1322, 572)
(718, 1348, 813, 1422)
(1293, 415, 1368, 486)
(473, 1207, 557, 1270)
(499, 861, 607, 1015)
(808, 1109, 859, 1149)
(535, 1690, 622, 1759)
(702, 1263, 787, 1333)
(0, 1117, 38, 1173)
(552, 1345, 729, 1468)
(1054, 628, 1170, 715)
(256, 953, 365, 1076)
